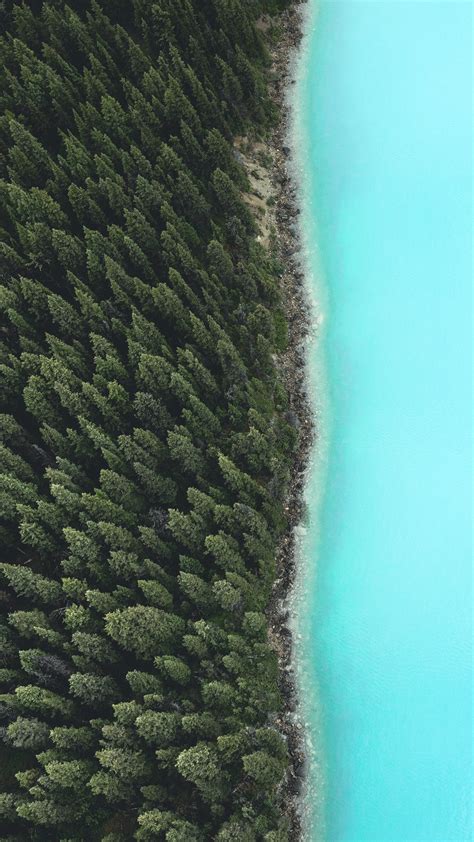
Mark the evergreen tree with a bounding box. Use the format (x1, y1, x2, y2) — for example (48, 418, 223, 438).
(0, 0, 297, 836)
(105, 606, 185, 659)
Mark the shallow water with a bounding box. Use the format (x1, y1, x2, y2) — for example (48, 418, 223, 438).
(293, 1, 473, 840)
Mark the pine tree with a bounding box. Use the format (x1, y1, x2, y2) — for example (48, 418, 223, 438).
(176, 743, 229, 802)
(0, 0, 295, 835)
(5, 716, 51, 750)
(105, 606, 185, 659)
(68, 672, 120, 705)
(135, 710, 180, 745)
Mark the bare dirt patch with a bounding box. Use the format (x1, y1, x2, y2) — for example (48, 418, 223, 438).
(234, 136, 277, 248)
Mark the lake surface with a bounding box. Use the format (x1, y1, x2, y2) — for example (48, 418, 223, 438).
(292, 1, 473, 840)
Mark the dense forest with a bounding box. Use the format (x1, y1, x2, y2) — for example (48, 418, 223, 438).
(0, 0, 297, 838)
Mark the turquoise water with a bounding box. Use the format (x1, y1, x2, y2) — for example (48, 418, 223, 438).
(293, 1, 473, 840)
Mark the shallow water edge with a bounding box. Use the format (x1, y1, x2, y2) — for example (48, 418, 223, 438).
(258, 2, 319, 839)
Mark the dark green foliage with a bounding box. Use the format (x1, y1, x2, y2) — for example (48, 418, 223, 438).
(0, 0, 297, 838)
(5, 717, 51, 750)
(105, 606, 184, 659)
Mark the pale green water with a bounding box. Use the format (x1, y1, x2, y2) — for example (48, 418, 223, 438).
(292, 1, 473, 840)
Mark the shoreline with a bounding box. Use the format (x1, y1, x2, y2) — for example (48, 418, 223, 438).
(265, 4, 315, 839)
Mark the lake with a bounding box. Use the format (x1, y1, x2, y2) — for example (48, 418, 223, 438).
(292, 1, 473, 839)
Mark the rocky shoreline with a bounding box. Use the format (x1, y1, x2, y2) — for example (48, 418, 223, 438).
(265, 3, 314, 840)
